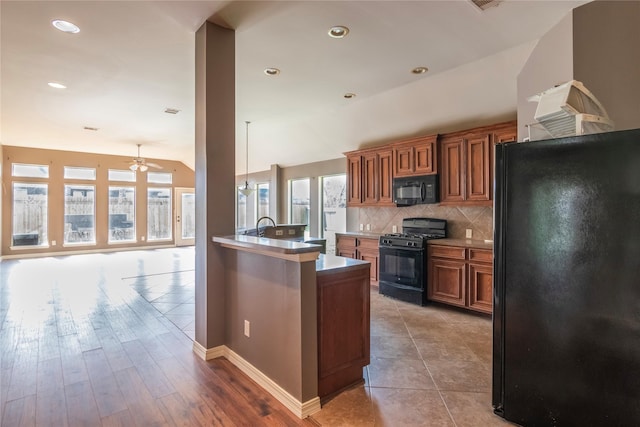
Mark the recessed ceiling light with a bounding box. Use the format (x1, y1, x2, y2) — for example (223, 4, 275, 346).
(83, 126, 99, 131)
(164, 108, 180, 114)
(48, 82, 67, 89)
(412, 66, 429, 75)
(344, 93, 356, 99)
(52, 19, 80, 34)
(328, 26, 349, 39)
(264, 68, 280, 76)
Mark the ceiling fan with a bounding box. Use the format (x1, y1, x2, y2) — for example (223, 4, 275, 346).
(129, 144, 161, 172)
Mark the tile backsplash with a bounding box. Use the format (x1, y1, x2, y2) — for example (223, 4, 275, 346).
(356, 205, 493, 241)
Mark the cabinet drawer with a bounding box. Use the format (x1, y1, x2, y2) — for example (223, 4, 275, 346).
(337, 236, 357, 247)
(357, 237, 379, 250)
(469, 248, 492, 263)
(429, 245, 465, 260)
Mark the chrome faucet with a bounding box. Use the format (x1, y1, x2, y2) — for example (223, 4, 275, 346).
(256, 216, 276, 237)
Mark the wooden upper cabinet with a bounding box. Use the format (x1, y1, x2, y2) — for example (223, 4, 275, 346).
(465, 134, 491, 202)
(492, 125, 517, 144)
(440, 137, 464, 203)
(347, 154, 362, 205)
(377, 148, 394, 205)
(346, 147, 394, 207)
(392, 135, 437, 177)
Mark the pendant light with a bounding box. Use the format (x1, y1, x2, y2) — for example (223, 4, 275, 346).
(239, 121, 255, 196)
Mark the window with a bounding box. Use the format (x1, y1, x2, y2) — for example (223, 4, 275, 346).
(289, 178, 310, 230)
(257, 183, 269, 219)
(12, 183, 48, 246)
(147, 172, 172, 184)
(12, 163, 49, 178)
(64, 185, 95, 245)
(109, 187, 136, 243)
(321, 174, 347, 255)
(108, 169, 136, 182)
(147, 188, 172, 240)
(64, 166, 96, 180)
(237, 186, 247, 231)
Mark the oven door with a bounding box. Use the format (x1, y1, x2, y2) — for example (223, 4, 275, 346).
(378, 246, 425, 289)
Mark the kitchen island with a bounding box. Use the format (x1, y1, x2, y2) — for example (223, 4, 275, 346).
(211, 235, 370, 417)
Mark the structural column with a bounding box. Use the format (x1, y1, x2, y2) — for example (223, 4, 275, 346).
(194, 21, 235, 352)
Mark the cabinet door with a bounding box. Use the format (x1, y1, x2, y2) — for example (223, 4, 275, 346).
(493, 127, 517, 144)
(377, 149, 394, 206)
(347, 155, 362, 206)
(468, 262, 493, 314)
(393, 146, 414, 177)
(440, 138, 464, 203)
(336, 235, 357, 258)
(357, 237, 379, 284)
(414, 138, 437, 175)
(428, 258, 466, 307)
(465, 134, 491, 202)
(362, 153, 378, 205)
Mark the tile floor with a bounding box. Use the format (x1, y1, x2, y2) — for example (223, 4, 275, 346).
(122, 250, 514, 426)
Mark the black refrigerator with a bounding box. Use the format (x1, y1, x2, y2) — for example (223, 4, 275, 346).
(492, 128, 640, 426)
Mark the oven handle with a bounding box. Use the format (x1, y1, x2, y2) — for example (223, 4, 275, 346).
(421, 182, 426, 201)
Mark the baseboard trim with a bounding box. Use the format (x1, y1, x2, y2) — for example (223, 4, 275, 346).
(192, 341, 224, 360)
(224, 347, 321, 419)
(191, 343, 321, 418)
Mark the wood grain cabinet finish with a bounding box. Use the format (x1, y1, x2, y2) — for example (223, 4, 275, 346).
(439, 121, 516, 206)
(345, 148, 393, 207)
(317, 265, 370, 399)
(428, 244, 493, 314)
(336, 234, 379, 285)
(392, 135, 437, 177)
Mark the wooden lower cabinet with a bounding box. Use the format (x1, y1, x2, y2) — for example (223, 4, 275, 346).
(428, 244, 493, 314)
(336, 234, 379, 285)
(317, 265, 370, 399)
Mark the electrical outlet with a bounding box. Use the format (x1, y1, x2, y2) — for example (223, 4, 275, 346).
(51, 240, 56, 246)
(275, 229, 284, 236)
(392, 225, 397, 233)
(466, 229, 473, 239)
(366, 224, 371, 231)
(359, 224, 364, 231)
(141, 236, 145, 241)
(244, 320, 250, 338)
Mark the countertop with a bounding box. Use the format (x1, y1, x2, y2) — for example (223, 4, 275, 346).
(335, 232, 383, 239)
(428, 238, 493, 250)
(212, 235, 322, 262)
(315, 253, 370, 276)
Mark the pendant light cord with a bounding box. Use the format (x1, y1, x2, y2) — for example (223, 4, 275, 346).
(245, 121, 250, 185)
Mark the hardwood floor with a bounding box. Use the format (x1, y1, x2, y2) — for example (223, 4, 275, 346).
(0, 248, 315, 426)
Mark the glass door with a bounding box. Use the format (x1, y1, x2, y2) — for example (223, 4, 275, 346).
(175, 187, 195, 246)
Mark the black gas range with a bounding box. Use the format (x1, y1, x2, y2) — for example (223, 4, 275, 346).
(378, 217, 447, 306)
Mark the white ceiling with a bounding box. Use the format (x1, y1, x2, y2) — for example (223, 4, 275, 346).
(0, 0, 588, 173)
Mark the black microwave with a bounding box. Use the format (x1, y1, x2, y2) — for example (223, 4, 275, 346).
(393, 175, 439, 206)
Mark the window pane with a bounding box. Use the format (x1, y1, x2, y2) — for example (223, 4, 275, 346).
(64, 166, 96, 180)
(64, 185, 95, 245)
(257, 183, 269, 219)
(109, 187, 136, 243)
(147, 172, 172, 184)
(237, 187, 248, 231)
(181, 193, 195, 239)
(12, 183, 48, 246)
(147, 188, 172, 240)
(12, 163, 49, 178)
(321, 174, 347, 254)
(108, 169, 136, 182)
(290, 178, 310, 230)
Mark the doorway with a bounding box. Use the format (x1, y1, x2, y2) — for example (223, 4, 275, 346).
(175, 187, 195, 246)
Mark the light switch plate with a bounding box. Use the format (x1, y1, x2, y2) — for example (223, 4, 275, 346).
(466, 229, 473, 239)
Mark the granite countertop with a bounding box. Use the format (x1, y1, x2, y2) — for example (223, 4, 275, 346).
(335, 231, 383, 239)
(429, 238, 493, 250)
(212, 235, 322, 262)
(315, 253, 370, 275)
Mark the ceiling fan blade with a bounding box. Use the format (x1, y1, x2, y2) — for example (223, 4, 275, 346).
(146, 162, 162, 169)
